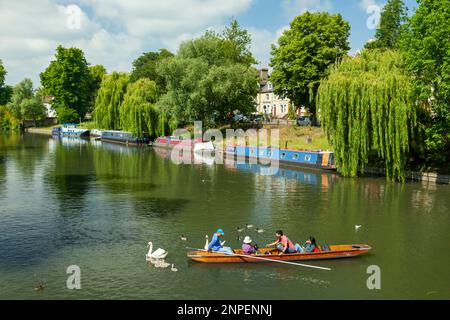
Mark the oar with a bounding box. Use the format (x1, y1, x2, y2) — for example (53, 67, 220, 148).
(186, 247, 331, 271)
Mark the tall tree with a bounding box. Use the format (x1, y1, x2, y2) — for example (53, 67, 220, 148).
(399, 0, 450, 167)
(40, 46, 92, 121)
(130, 49, 174, 90)
(317, 50, 416, 182)
(157, 20, 258, 127)
(0, 59, 12, 105)
(93, 72, 129, 130)
(88, 65, 107, 112)
(365, 0, 407, 49)
(270, 12, 350, 115)
(120, 78, 160, 137)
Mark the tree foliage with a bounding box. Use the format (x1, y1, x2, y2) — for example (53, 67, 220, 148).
(157, 20, 258, 128)
(317, 50, 416, 181)
(270, 12, 350, 114)
(0, 60, 12, 105)
(40, 46, 92, 120)
(93, 72, 129, 130)
(365, 0, 407, 50)
(399, 0, 450, 166)
(120, 78, 161, 138)
(130, 49, 174, 90)
(88, 65, 107, 112)
(6, 78, 46, 125)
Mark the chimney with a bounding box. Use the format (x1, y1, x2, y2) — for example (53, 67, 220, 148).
(260, 68, 269, 81)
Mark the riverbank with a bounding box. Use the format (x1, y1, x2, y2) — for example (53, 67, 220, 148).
(25, 126, 54, 135)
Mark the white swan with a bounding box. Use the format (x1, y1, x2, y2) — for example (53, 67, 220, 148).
(204, 235, 209, 250)
(146, 241, 168, 261)
(171, 264, 178, 272)
(355, 225, 362, 232)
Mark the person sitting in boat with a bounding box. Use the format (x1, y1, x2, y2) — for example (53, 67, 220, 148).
(242, 236, 258, 255)
(207, 228, 234, 254)
(302, 236, 318, 252)
(266, 230, 300, 255)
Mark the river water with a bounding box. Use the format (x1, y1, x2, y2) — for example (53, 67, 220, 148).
(0, 133, 449, 299)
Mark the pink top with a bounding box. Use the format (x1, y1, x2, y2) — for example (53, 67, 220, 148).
(280, 235, 295, 250)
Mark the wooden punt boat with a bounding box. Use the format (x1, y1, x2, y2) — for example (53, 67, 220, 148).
(187, 244, 371, 263)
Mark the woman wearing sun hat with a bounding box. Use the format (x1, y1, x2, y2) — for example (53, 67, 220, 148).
(241, 236, 257, 254)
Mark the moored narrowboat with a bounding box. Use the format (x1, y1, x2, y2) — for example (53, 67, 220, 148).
(60, 124, 90, 137)
(100, 130, 150, 145)
(153, 136, 202, 149)
(224, 145, 334, 170)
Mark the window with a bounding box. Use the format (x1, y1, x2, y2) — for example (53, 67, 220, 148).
(281, 152, 286, 159)
(266, 94, 270, 100)
(293, 153, 299, 160)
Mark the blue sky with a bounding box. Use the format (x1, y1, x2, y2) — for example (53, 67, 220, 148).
(0, 0, 418, 85)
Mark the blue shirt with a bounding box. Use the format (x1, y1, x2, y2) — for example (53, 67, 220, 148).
(207, 233, 222, 251)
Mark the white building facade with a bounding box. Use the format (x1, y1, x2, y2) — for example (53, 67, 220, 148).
(255, 68, 291, 118)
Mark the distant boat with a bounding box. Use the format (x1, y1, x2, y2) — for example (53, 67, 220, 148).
(60, 124, 90, 137)
(153, 136, 203, 149)
(100, 130, 150, 145)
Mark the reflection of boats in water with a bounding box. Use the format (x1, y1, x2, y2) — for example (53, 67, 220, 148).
(187, 244, 372, 263)
(55, 136, 89, 146)
(153, 144, 215, 165)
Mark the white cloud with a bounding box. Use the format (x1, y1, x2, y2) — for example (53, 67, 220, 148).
(0, 0, 254, 85)
(282, 0, 333, 16)
(248, 25, 289, 68)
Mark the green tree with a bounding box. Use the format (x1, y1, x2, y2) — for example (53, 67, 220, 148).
(120, 78, 160, 137)
(317, 50, 416, 182)
(93, 72, 129, 130)
(270, 12, 350, 115)
(365, 0, 407, 49)
(6, 78, 46, 126)
(40, 46, 92, 121)
(88, 65, 107, 112)
(130, 49, 174, 90)
(157, 21, 258, 127)
(399, 0, 450, 167)
(0, 60, 12, 105)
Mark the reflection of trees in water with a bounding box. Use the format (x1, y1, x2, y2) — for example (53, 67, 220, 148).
(47, 139, 95, 208)
(92, 143, 189, 216)
(0, 133, 48, 181)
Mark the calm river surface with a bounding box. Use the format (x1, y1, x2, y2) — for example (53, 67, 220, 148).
(1, 133, 449, 299)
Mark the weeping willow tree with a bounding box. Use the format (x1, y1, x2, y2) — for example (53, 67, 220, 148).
(317, 49, 416, 182)
(93, 72, 129, 129)
(120, 78, 164, 138)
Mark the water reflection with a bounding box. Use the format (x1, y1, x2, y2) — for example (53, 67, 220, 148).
(1, 134, 450, 299)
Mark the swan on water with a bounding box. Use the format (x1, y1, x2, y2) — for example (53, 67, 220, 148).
(180, 235, 187, 241)
(171, 264, 178, 272)
(246, 224, 254, 229)
(355, 225, 362, 231)
(255, 227, 264, 233)
(237, 227, 244, 233)
(204, 235, 209, 250)
(146, 241, 168, 261)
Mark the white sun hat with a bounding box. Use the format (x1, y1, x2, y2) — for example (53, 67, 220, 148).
(243, 236, 252, 244)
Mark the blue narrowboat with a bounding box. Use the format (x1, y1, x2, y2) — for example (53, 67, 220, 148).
(100, 130, 150, 145)
(225, 145, 334, 170)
